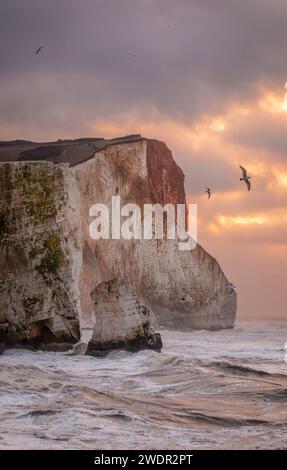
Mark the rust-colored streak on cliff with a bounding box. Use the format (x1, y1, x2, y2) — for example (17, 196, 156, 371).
(146, 140, 186, 206)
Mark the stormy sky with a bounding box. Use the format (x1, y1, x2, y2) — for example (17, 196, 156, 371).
(1, 0, 287, 319)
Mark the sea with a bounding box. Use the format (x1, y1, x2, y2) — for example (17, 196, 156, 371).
(0, 320, 286, 450)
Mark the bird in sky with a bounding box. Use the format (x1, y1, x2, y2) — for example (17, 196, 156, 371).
(239, 165, 251, 191)
(205, 187, 211, 199)
(35, 46, 44, 55)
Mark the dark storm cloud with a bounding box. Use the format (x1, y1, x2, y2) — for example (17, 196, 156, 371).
(226, 111, 287, 160)
(1, 0, 287, 139)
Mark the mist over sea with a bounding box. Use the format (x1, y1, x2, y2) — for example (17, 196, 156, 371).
(0, 320, 286, 450)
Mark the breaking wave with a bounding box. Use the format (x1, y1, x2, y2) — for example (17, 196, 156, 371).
(0, 320, 286, 449)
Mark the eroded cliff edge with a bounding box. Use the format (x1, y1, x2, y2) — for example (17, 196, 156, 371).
(0, 136, 237, 349)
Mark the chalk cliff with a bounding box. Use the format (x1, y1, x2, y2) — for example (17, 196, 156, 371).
(73, 138, 236, 330)
(0, 136, 236, 350)
(0, 161, 81, 349)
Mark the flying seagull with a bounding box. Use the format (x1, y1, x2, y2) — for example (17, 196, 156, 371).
(239, 165, 251, 191)
(205, 187, 211, 199)
(35, 46, 43, 55)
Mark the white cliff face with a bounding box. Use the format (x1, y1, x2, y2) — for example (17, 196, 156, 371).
(72, 139, 237, 330)
(86, 278, 162, 355)
(0, 161, 81, 348)
(0, 137, 236, 352)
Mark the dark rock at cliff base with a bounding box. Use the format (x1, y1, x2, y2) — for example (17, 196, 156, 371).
(86, 279, 162, 356)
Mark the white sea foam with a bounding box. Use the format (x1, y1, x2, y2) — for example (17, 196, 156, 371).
(0, 320, 286, 449)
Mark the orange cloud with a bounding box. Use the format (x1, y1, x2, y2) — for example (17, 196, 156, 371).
(208, 209, 287, 233)
(90, 111, 230, 154)
(276, 173, 287, 188)
(258, 90, 287, 114)
(90, 87, 287, 180)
